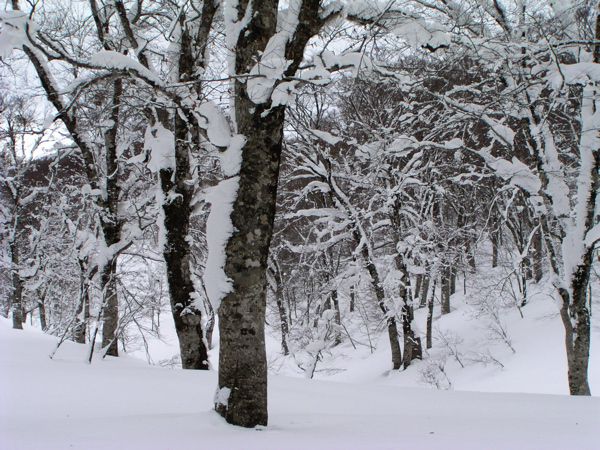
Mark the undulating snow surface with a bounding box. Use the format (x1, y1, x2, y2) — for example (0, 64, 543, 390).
(0, 318, 598, 450)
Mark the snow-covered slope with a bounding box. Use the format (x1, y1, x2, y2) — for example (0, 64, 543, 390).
(0, 317, 598, 450)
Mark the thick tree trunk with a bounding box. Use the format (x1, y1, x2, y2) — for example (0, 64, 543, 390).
(559, 251, 593, 396)
(153, 18, 210, 370)
(159, 112, 209, 370)
(99, 79, 123, 358)
(215, 102, 285, 427)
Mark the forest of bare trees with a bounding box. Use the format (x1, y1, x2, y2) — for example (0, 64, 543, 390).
(1, 0, 598, 428)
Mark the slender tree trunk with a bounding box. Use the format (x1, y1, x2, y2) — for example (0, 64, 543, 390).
(450, 266, 457, 296)
(420, 275, 430, 308)
(532, 222, 543, 283)
(38, 294, 47, 332)
(204, 298, 215, 350)
(74, 259, 90, 344)
(349, 284, 356, 312)
(441, 267, 451, 315)
(466, 240, 476, 272)
(363, 255, 402, 369)
(414, 274, 423, 300)
(100, 260, 119, 357)
(491, 227, 500, 268)
(330, 288, 342, 345)
(271, 264, 290, 355)
(9, 240, 24, 330)
(399, 261, 422, 368)
(426, 279, 436, 350)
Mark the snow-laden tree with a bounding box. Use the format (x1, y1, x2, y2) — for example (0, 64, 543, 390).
(0, 1, 159, 357)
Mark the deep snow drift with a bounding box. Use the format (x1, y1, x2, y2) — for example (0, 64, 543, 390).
(0, 318, 598, 450)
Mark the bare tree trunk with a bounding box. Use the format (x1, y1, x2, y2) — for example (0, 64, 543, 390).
(215, 0, 339, 427)
(441, 266, 451, 315)
(159, 108, 209, 369)
(491, 224, 500, 268)
(276, 293, 290, 355)
(99, 79, 124, 358)
(216, 106, 285, 428)
(74, 259, 91, 344)
(399, 264, 422, 368)
(100, 260, 119, 357)
(270, 261, 290, 355)
(419, 275, 430, 308)
(450, 266, 457, 296)
(330, 288, 342, 346)
(9, 240, 24, 330)
(414, 274, 423, 300)
(357, 243, 402, 369)
(532, 221, 543, 283)
(426, 279, 436, 350)
(38, 290, 47, 332)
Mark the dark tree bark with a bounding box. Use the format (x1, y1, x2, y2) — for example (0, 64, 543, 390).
(362, 252, 402, 369)
(73, 258, 91, 344)
(159, 107, 209, 369)
(414, 274, 423, 300)
(216, 103, 284, 426)
(419, 275, 430, 308)
(450, 266, 457, 296)
(491, 219, 500, 268)
(441, 266, 451, 315)
(397, 258, 422, 369)
(215, 0, 336, 427)
(531, 222, 543, 283)
(100, 259, 119, 357)
(426, 279, 436, 349)
(98, 79, 124, 358)
(9, 239, 24, 330)
(269, 260, 290, 355)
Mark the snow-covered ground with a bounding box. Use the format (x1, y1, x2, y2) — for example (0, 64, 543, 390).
(1, 317, 598, 450)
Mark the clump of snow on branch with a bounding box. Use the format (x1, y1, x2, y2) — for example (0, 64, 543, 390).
(144, 123, 175, 173)
(246, 0, 301, 104)
(197, 102, 231, 148)
(0, 11, 29, 59)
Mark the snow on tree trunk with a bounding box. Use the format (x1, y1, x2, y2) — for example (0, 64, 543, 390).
(215, 102, 286, 426)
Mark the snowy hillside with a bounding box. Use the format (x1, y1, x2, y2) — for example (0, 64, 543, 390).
(117, 267, 600, 397)
(0, 318, 598, 450)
